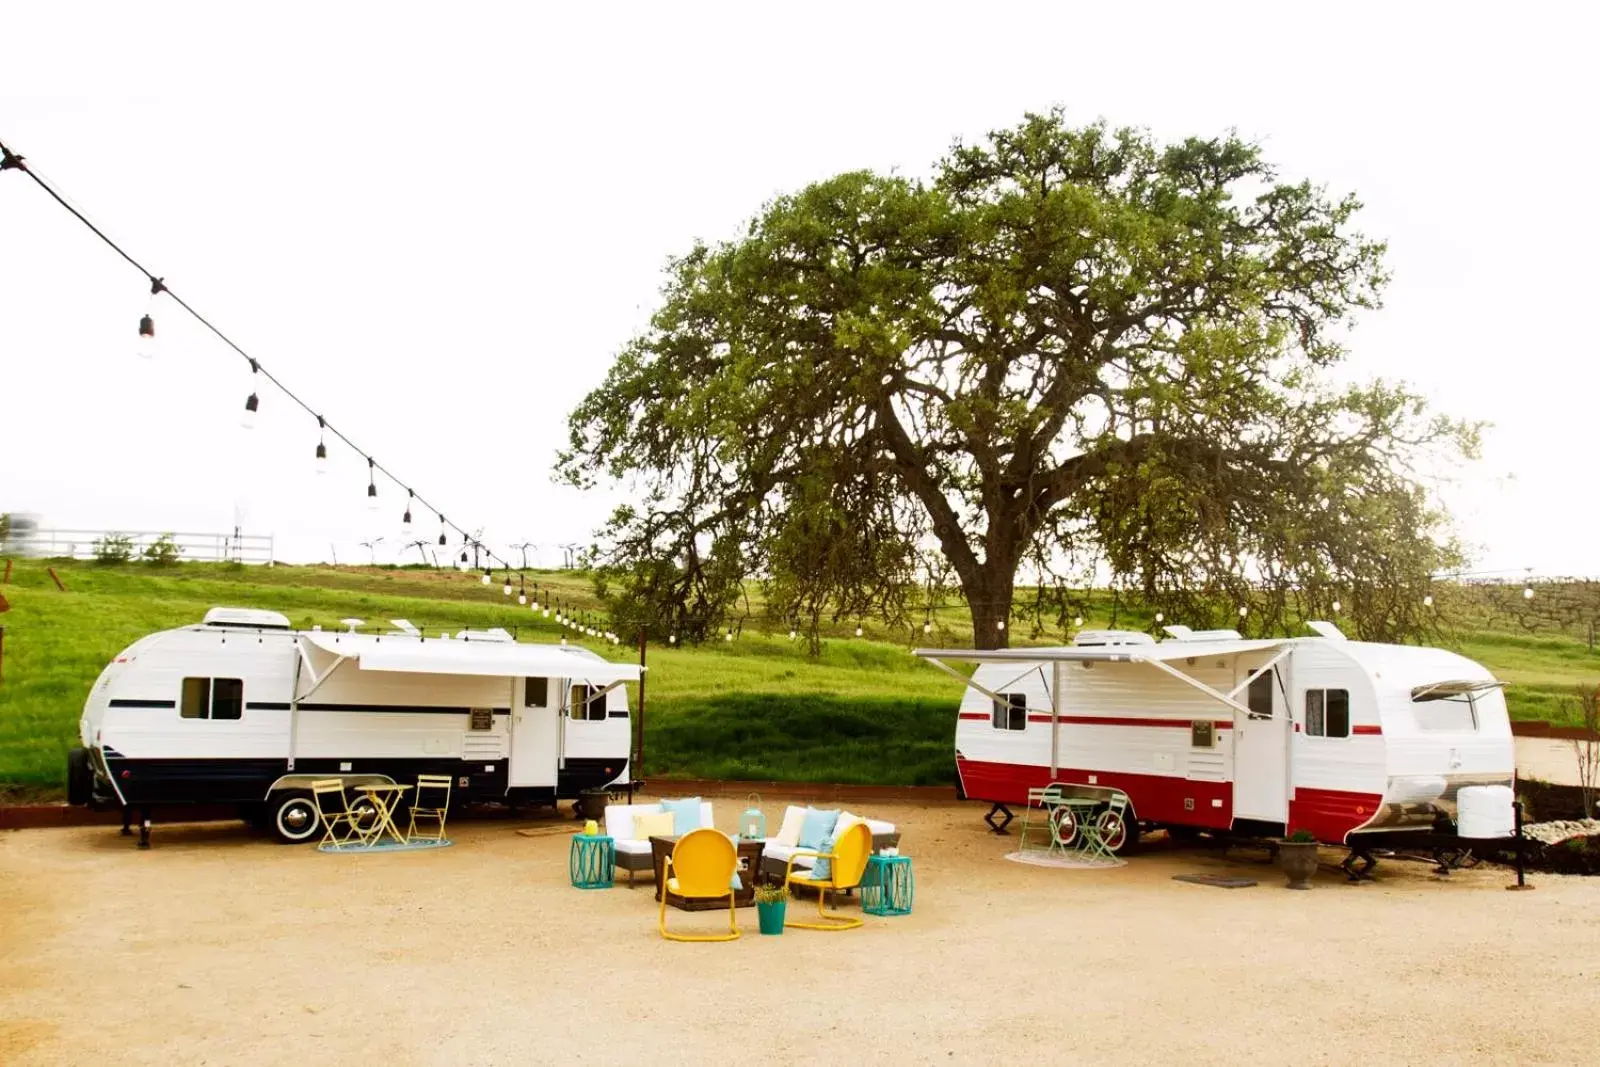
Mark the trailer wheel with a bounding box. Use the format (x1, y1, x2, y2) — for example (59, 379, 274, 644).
(1048, 805, 1080, 847)
(1096, 808, 1140, 855)
(268, 791, 321, 845)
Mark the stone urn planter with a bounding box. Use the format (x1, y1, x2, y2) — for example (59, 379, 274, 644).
(1277, 838, 1320, 889)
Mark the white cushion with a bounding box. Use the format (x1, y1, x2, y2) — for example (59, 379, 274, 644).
(775, 806, 806, 847)
(604, 803, 661, 841)
(761, 841, 815, 868)
(613, 838, 653, 856)
(699, 801, 714, 829)
(834, 811, 867, 843)
(865, 819, 896, 836)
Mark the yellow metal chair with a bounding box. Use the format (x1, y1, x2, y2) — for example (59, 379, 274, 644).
(311, 779, 372, 849)
(658, 827, 741, 943)
(407, 774, 453, 842)
(784, 821, 873, 931)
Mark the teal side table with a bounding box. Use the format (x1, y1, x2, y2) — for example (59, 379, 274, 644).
(861, 854, 913, 916)
(570, 833, 615, 889)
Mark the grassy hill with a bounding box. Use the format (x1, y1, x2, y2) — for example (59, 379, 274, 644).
(0, 559, 1593, 801)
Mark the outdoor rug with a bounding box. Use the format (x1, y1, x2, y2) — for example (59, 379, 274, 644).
(1172, 873, 1257, 888)
(317, 839, 454, 854)
(1003, 850, 1127, 869)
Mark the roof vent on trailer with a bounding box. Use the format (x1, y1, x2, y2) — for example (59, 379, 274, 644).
(1072, 629, 1156, 647)
(202, 606, 291, 630)
(1162, 625, 1242, 642)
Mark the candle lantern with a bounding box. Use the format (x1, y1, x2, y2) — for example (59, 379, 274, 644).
(739, 792, 767, 841)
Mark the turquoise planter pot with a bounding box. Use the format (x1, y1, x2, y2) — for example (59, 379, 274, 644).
(757, 899, 787, 935)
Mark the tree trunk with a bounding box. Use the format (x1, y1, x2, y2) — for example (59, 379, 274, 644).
(964, 567, 1015, 650)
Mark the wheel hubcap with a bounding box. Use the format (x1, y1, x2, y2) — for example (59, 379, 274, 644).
(283, 806, 311, 830)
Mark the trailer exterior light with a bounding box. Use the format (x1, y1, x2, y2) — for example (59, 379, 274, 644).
(137, 313, 157, 359)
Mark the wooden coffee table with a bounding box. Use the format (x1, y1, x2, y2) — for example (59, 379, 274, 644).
(650, 835, 764, 911)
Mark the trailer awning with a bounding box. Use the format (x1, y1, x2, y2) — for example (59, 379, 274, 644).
(299, 632, 641, 686)
(1411, 679, 1505, 702)
(913, 639, 1286, 665)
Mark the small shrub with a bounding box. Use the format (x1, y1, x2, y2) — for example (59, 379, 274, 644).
(753, 882, 791, 904)
(143, 534, 181, 566)
(92, 533, 134, 564)
(1285, 829, 1317, 843)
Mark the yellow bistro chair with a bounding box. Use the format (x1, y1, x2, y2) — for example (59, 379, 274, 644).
(311, 779, 372, 849)
(784, 821, 873, 931)
(658, 827, 741, 943)
(407, 774, 453, 842)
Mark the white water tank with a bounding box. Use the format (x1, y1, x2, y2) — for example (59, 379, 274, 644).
(1456, 784, 1515, 839)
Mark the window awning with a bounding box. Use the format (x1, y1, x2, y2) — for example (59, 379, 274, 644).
(298, 631, 641, 686)
(913, 639, 1287, 665)
(1411, 679, 1505, 702)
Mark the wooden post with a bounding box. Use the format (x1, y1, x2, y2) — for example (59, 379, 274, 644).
(635, 628, 647, 798)
(47, 566, 66, 592)
(2, 558, 11, 584)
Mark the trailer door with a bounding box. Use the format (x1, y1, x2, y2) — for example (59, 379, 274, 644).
(508, 676, 559, 788)
(1231, 653, 1290, 823)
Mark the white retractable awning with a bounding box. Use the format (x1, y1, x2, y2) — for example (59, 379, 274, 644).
(912, 639, 1286, 665)
(299, 631, 641, 686)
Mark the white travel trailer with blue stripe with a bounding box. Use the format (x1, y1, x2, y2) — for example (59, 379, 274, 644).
(66, 607, 639, 845)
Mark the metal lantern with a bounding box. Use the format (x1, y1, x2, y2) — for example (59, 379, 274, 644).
(739, 792, 767, 841)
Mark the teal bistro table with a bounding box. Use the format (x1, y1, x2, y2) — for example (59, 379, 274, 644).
(570, 833, 615, 889)
(861, 854, 913, 916)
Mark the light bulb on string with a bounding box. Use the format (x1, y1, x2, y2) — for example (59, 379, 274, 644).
(854, 624, 863, 637)
(923, 619, 932, 635)
(241, 360, 260, 430)
(314, 416, 329, 474)
(517, 575, 527, 605)
(481, 562, 491, 586)
(1238, 605, 1249, 618)
(136, 276, 164, 359)
(1073, 616, 1083, 628)
(788, 628, 797, 641)
(438, 515, 447, 547)
(1523, 585, 1535, 600)
(1154, 612, 1164, 624)
(365, 457, 379, 510)
(502, 573, 513, 597)
(669, 634, 677, 645)
(401, 491, 414, 538)
(1331, 600, 1341, 613)
(725, 630, 733, 642)
(1423, 594, 1434, 608)
(997, 620, 1007, 632)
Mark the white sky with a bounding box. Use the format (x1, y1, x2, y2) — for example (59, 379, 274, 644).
(2, 1, 1595, 577)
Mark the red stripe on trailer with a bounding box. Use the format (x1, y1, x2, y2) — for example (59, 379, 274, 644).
(1288, 786, 1384, 843)
(1351, 724, 1382, 736)
(955, 757, 1235, 829)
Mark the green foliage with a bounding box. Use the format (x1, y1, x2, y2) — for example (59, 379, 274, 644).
(91, 533, 133, 564)
(561, 109, 1475, 650)
(1285, 829, 1318, 843)
(753, 882, 791, 904)
(143, 534, 181, 566)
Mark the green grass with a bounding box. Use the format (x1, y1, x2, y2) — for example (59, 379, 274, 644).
(0, 558, 1594, 799)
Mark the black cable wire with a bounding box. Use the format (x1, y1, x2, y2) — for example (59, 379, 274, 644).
(0, 136, 510, 571)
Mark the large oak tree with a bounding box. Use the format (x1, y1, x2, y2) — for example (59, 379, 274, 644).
(560, 111, 1474, 648)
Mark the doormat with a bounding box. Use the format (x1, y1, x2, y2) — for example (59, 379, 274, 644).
(1173, 873, 1257, 888)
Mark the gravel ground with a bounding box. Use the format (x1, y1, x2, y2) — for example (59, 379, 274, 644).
(2, 799, 1596, 1066)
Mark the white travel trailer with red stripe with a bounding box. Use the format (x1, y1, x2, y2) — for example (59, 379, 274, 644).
(916, 625, 1515, 859)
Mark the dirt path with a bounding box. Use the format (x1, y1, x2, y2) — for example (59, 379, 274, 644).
(2, 800, 1595, 1066)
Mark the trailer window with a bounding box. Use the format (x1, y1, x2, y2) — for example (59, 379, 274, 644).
(1305, 689, 1349, 738)
(992, 692, 1027, 731)
(569, 684, 606, 721)
(181, 677, 244, 720)
(1413, 695, 1479, 733)
(1246, 670, 1274, 719)
(525, 677, 550, 707)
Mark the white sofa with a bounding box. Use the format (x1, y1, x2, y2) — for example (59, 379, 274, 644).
(604, 800, 716, 885)
(760, 805, 900, 880)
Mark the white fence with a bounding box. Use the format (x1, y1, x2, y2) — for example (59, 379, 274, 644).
(3, 529, 275, 565)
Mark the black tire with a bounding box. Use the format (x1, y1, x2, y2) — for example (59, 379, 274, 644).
(66, 747, 92, 807)
(268, 791, 322, 844)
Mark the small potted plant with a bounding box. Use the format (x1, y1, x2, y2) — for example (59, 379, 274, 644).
(754, 882, 790, 935)
(1277, 829, 1320, 890)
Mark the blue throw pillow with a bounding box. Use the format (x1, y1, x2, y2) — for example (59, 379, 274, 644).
(660, 797, 703, 835)
(731, 870, 743, 892)
(810, 835, 834, 881)
(798, 807, 840, 850)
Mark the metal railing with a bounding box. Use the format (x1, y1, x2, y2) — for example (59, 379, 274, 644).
(2, 529, 274, 565)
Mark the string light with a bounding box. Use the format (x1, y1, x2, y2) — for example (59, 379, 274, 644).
(315, 417, 329, 474)
(137, 276, 164, 360)
(669, 634, 677, 644)
(438, 514, 447, 547)
(365, 457, 379, 510)
(1154, 612, 1164, 624)
(725, 629, 734, 642)
(788, 628, 797, 640)
(1073, 616, 1083, 628)
(1423, 594, 1434, 608)
(0, 137, 522, 587)
(481, 563, 492, 586)
(401, 491, 414, 537)
(502, 572, 513, 597)
(1523, 585, 1535, 600)
(1331, 599, 1341, 613)
(923, 619, 932, 635)
(997, 620, 1007, 632)
(854, 624, 864, 637)
(241, 360, 260, 430)
(1238, 605, 1249, 618)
